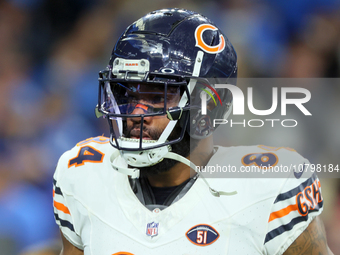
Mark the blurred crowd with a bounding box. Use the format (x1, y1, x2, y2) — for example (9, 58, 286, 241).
(0, 0, 339, 254)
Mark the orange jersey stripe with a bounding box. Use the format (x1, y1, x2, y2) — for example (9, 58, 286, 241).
(53, 189, 71, 215)
(54, 200, 71, 215)
(268, 204, 298, 222)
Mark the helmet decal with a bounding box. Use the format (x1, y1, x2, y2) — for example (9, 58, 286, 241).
(160, 67, 175, 74)
(194, 24, 225, 54)
(200, 83, 222, 106)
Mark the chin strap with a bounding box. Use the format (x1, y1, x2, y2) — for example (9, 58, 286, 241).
(110, 149, 237, 197)
(110, 150, 140, 178)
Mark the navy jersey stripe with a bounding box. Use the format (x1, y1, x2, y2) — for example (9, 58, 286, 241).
(54, 186, 63, 195)
(53, 178, 63, 195)
(264, 202, 323, 244)
(54, 213, 75, 232)
(265, 215, 308, 244)
(274, 174, 317, 204)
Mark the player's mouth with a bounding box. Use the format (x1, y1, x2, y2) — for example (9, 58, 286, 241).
(129, 129, 152, 140)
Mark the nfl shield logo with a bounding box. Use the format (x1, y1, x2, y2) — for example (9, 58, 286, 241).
(146, 222, 159, 237)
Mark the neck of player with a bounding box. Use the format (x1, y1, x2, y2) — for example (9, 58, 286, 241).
(147, 136, 214, 188)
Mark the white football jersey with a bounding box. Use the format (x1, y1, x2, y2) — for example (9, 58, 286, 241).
(53, 136, 323, 255)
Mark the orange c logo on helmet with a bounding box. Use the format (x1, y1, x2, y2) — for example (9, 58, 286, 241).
(194, 24, 225, 54)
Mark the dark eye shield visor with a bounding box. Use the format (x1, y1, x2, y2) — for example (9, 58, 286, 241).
(98, 72, 191, 118)
(107, 82, 183, 116)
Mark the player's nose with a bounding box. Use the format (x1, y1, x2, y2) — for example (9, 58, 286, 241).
(130, 103, 153, 123)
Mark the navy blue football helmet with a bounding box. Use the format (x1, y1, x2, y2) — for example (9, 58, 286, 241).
(96, 8, 237, 170)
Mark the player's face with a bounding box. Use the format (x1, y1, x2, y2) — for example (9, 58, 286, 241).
(124, 83, 181, 140)
(118, 83, 196, 175)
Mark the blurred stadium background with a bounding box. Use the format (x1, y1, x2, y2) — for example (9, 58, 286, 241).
(0, 0, 339, 254)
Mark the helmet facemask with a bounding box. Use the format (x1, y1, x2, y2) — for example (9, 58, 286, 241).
(97, 65, 192, 168)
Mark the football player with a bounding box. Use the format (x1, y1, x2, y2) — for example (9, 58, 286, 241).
(53, 8, 333, 255)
